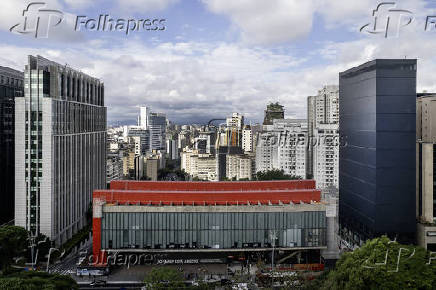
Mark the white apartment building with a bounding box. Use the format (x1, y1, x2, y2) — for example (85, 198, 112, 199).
(313, 124, 339, 189)
(256, 119, 307, 178)
(181, 150, 217, 181)
(15, 55, 106, 245)
(307, 85, 339, 190)
(226, 112, 244, 129)
(242, 127, 253, 153)
(226, 154, 253, 180)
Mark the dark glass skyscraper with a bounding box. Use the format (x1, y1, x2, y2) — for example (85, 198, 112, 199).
(339, 59, 416, 245)
(0, 66, 23, 224)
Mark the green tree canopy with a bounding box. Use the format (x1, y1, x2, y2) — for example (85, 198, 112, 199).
(0, 226, 28, 272)
(321, 236, 436, 290)
(256, 170, 301, 181)
(0, 271, 78, 290)
(144, 267, 185, 289)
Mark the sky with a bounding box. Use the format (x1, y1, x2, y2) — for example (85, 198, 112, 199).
(2, 0, 436, 125)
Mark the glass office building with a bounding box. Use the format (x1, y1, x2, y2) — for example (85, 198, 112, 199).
(15, 55, 106, 245)
(339, 59, 416, 244)
(0, 66, 23, 224)
(100, 209, 327, 250)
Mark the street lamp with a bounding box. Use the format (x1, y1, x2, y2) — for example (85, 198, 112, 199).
(269, 230, 277, 270)
(269, 230, 277, 288)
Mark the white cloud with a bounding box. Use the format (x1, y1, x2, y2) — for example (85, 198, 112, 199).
(3, 28, 436, 124)
(202, 0, 315, 45)
(114, 0, 179, 13)
(201, 0, 431, 44)
(2, 1, 436, 124)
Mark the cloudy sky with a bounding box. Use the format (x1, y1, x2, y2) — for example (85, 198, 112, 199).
(2, 0, 436, 125)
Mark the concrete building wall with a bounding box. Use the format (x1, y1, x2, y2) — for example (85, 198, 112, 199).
(417, 95, 436, 249)
(14, 97, 26, 229)
(146, 158, 159, 181)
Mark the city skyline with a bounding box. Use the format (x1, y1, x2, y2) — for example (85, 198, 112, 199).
(2, 1, 436, 288)
(2, 0, 436, 125)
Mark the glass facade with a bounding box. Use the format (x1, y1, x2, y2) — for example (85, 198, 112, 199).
(25, 69, 46, 234)
(0, 67, 23, 224)
(101, 210, 326, 250)
(339, 59, 416, 242)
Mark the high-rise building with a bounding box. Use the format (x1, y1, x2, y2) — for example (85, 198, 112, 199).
(123, 148, 136, 178)
(215, 145, 244, 181)
(226, 112, 244, 129)
(256, 119, 307, 178)
(263, 102, 284, 125)
(307, 85, 339, 188)
(226, 154, 253, 180)
(145, 158, 159, 181)
(242, 125, 253, 153)
(138, 106, 150, 129)
(314, 86, 339, 125)
(149, 113, 166, 150)
(416, 94, 436, 250)
(225, 113, 244, 147)
(0, 66, 23, 224)
(166, 139, 179, 160)
(107, 154, 123, 185)
(196, 131, 216, 154)
(313, 124, 339, 189)
(178, 130, 190, 150)
(15, 55, 107, 244)
(128, 126, 150, 155)
(181, 149, 217, 181)
(307, 96, 316, 178)
(339, 59, 416, 245)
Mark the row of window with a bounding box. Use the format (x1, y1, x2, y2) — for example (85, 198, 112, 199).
(0, 75, 22, 87)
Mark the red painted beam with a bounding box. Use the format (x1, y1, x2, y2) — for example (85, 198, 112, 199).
(110, 180, 316, 191)
(94, 189, 321, 204)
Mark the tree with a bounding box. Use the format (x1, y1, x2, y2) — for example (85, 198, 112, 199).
(0, 271, 78, 289)
(256, 170, 301, 181)
(319, 236, 436, 290)
(144, 267, 185, 289)
(0, 226, 28, 272)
